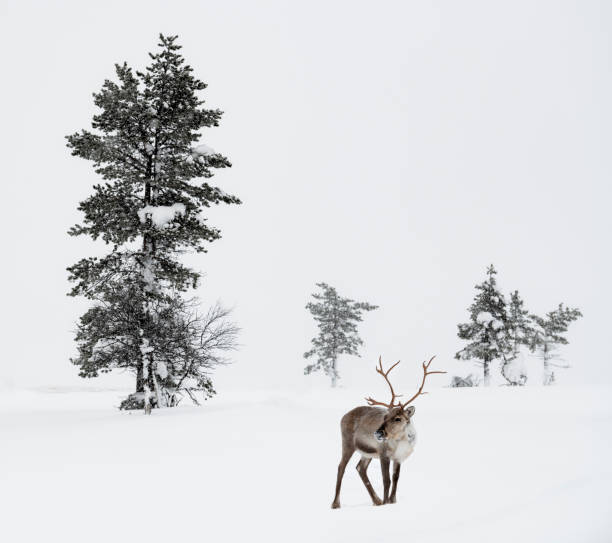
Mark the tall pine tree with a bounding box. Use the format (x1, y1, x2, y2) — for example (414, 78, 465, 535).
(67, 34, 240, 411)
(455, 265, 512, 386)
(529, 304, 582, 385)
(501, 290, 532, 386)
(304, 283, 377, 387)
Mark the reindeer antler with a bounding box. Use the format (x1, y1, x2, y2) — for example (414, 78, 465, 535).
(364, 356, 404, 408)
(400, 356, 446, 408)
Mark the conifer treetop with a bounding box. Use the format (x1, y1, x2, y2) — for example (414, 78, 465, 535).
(304, 282, 378, 383)
(66, 33, 238, 249)
(455, 264, 512, 365)
(530, 303, 583, 348)
(66, 34, 240, 297)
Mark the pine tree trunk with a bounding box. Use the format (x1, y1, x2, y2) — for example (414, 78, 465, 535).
(136, 363, 144, 393)
(140, 172, 156, 414)
(542, 344, 553, 385)
(483, 358, 490, 387)
(500, 356, 512, 386)
(331, 357, 337, 388)
(331, 307, 338, 388)
(542, 349, 553, 385)
(136, 361, 156, 406)
(501, 352, 522, 386)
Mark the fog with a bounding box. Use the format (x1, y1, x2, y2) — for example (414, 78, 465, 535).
(1, 0, 610, 392)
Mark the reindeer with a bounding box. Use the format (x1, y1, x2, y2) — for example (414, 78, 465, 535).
(331, 356, 445, 509)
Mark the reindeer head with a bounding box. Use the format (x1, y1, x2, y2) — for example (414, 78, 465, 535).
(374, 405, 415, 441)
(366, 356, 444, 442)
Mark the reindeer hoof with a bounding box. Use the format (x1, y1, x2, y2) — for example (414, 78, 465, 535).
(331, 501, 340, 509)
(389, 496, 396, 504)
(373, 497, 383, 506)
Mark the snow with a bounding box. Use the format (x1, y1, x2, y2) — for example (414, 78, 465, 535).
(139, 339, 154, 356)
(137, 203, 186, 228)
(476, 311, 494, 323)
(504, 351, 528, 381)
(0, 384, 610, 543)
(191, 143, 216, 157)
(140, 337, 152, 382)
(155, 360, 168, 379)
(476, 311, 504, 330)
(188, 144, 217, 165)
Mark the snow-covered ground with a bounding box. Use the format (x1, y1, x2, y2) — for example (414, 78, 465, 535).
(1, 384, 611, 543)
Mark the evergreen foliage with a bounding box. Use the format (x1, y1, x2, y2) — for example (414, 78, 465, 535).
(304, 283, 377, 387)
(456, 266, 582, 386)
(455, 265, 512, 386)
(529, 304, 582, 385)
(501, 290, 532, 386)
(66, 34, 240, 411)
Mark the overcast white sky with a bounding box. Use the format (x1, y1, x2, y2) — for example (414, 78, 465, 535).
(0, 0, 610, 393)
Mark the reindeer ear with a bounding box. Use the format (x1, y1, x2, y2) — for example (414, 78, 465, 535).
(404, 405, 415, 417)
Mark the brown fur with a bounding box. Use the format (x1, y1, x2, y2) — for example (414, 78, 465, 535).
(331, 405, 416, 509)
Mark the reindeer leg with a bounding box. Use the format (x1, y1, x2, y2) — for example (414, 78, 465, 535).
(381, 456, 391, 504)
(389, 461, 401, 503)
(331, 447, 354, 509)
(356, 457, 383, 506)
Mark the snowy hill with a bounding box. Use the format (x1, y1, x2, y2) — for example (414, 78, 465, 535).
(1, 384, 610, 542)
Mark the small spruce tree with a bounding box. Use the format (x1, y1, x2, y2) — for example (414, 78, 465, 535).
(455, 265, 512, 386)
(501, 290, 532, 386)
(529, 304, 582, 385)
(66, 34, 240, 411)
(304, 283, 377, 387)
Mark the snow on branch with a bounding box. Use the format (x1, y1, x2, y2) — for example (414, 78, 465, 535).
(186, 144, 217, 164)
(137, 203, 186, 228)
